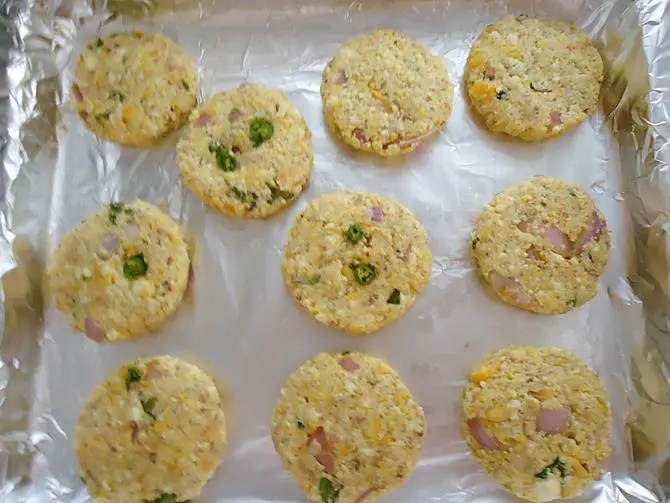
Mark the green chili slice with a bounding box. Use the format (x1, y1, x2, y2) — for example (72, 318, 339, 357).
(249, 118, 274, 147)
(123, 254, 148, 280)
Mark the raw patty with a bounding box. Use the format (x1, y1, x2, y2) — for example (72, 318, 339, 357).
(282, 190, 432, 333)
(464, 15, 603, 141)
(471, 176, 610, 314)
(49, 200, 190, 342)
(76, 355, 227, 503)
(271, 351, 426, 503)
(462, 346, 611, 502)
(321, 29, 453, 156)
(177, 83, 313, 218)
(72, 31, 198, 146)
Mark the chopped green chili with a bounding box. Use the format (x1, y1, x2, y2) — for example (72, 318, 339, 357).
(306, 274, 321, 285)
(351, 263, 376, 285)
(535, 457, 568, 479)
(140, 397, 157, 420)
(318, 477, 341, 503)
(249, 118, 274, 147)
(123, 254, 148, 280)
(181, 79, 190, 91)
(209, 141, 237, 172)
(345, 224, 364, 243)
(231, 187, 258, 210)
(387, 289, 401, 305)
(125, 366, 142, 391)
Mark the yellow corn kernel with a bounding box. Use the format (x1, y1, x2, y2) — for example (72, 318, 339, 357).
(154, 420, 167, 434)
(515, 433, 529, 445)
(467, 51, 487, 70)
(470, 366, 494, 384)
(368, 84, 393, 113)
(485, 406, 509, 422)
(469, 81, 496, 100)
(122, 106, 137, 122)
(536, 40, 547, 49)
(502, 46, 524, 59)
(538, 388, 553, 400)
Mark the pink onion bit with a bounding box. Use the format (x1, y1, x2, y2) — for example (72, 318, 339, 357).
(550, 111, 563, 125)
(353, 128, 367, 143)
(84, 317, 106, 343)
(537, 407, 570, 434)
(124, 223, 140, 241)
(484, 67, 496, 79)
(467, 417, 498, 450)
(72, 83, 83, 102)
(339, 357, 359, 371)
(195, 112, 212, 127)
(131, 421, 140, 442)
(336, 69, 349, 84)
(228, 108, 243, 123)
(308, 427, 334, 473)
(542, 224, 572, 257)
(526, 246, 543, 261)
(574, 212, 606, 253)
(489, 272, 533, 305)
(369, 206, 383, 222)
(354, 488, 376, 503)
(99, 233, 120, 256)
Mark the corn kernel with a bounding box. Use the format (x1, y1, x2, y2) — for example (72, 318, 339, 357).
(470, 366, 494, 384)
(469, 81, 496, 100)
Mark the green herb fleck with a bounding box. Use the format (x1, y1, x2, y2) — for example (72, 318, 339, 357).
(296, 419, 305, 429)
(341, 351, 351, 355)
(79, 476, 86, 485)
(108, 202, 124, 225)
(109, 90, 125, 102)
(181, 79, 190, 91)
(567, 299, 577, 308)
(267, 183, 294, 202)
(231, 187, 258, 210)
(530, 82, 551, 93)
(496, 90, 509, 100)
(306, 274, 321, 285)
(123, 254, 148, 280)
(568, 188, 578, 197)
(209, 141, 237, 172)
(353, 459, 361, 470)
(471, 235, 480, 250)
(125, 366, 142, 391)
(387, 289, 401, 305)
(94, 36, 104, 48)
(249, 118, 274, 147)
(535, 457, 568, 479)
(96, 111, 111, 121)
(145, 493, 188, 503)
(318, 477, 341, 503)
(141, 397, 157, 420)
(351, 263, 376, 286)
(346, 224, 364, 243)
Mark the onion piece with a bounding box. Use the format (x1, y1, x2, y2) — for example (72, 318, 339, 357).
(84, 317, 106, 343)
(541, 224, 572, 257)
(336, 69, 348, 84)
(307, 427, 334, 473)
(537, 407, 570, 434)
(354, 488, 376, 503)
(369, 206, 383, 222)
(124, 223, 140, 240)
(353, 128, 367, 143)
(466, 417, 498, 450)
(99, 233, 120, 256)
(72, 83, 83, 102)
(489, 273, 533, 305)
(574, 212, 606, 253)
(550, 111, 562, 125)
(339, 357, 359, 371)
(228, 108, 243, 123)
(195, 112, 212, 127)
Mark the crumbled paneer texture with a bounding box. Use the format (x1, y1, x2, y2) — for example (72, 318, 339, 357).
(271, 352, 426, 503)
(471, 176, 610, 314)
(462, 346, 611, 502)
(177, 83, 313, 218)
(464, 15, 603, 141)
(72, 30, 198, 146)
(76, 355, 227, 503)
(321, 29, 453, 156)
(282, 190, 432, 334)
(48, 200, 190, 342)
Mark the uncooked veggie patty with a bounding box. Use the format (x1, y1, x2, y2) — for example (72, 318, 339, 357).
(72, 31, 198, 146)
(464, 15, 603, 141)
(49, 200, 190, 342)
(462, 346, 611, 502)
(76, 355, 227, 503)
(282, 190, 432, 333)
(321, 29, 453, 156)
(471, 176, 610, 314)
(271, 351, 426, 503)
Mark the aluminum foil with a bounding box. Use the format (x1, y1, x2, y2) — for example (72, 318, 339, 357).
(1, 0, 669, 502)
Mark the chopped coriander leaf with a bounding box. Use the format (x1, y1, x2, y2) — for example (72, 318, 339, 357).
(496, 90, 509, 100)
(123, 254, 148, 280)
(296, 419, 305, 429)
(345, 224, 364, 243)
(249, 118, 274, 147)
(341, 351, 351, 355)
(471, 235, 480, 250)
(387, 288, 401, 305)
(267, 183, 294, 202)
(96, 111, 111, 121)
(140, 397, 157, 420)
(108, 202, 124, 225)
(79, 476, 86, 484)
(231, 187, 259, 210)
(351, 263, 376, 285)
(530, 82, 551, 93)
(145, 493, 187, 503)
(567, 299, 577, 308)
(181, 79, 190, 91)
(109, 90, 125, 102)
(568, 188, 578, 197)
(535, 457, 567, 479)
(318, 477, 341, 503)
(125, 366, 142, 391)
(94, 36, 104, 48)
(209, 141, 237, 172)
(306, 274, 321, 285)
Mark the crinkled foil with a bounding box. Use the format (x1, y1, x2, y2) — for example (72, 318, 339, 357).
(1, 0, 669, 501)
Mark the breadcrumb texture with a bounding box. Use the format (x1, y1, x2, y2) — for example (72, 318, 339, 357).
(321, 29, 453, 156)
(464, 15, 603, 141)
(76, 355, 227, 503)
(462, 346, 611, 502)
(271, 351, 426, 503)
(177, 83, 313, 218)
(49, 200, 190, 342)
(73, 31, 198, 146)
(282, 190, 432, 333)
(471, 176, 610, 314)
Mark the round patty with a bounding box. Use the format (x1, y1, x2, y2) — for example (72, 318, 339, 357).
(321, 29, 453, 156)
(464, 15, 603, 141)
(76, 355, 227, 503)
(177, 83, 313, 218)
(49, 200, 190, 342)
(72, 31, 198, 146)
(271, 351, 426, 503)
(282, 190, 432, 333)
(462, 346, 611, 502)
(471, 176, 610, 314)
